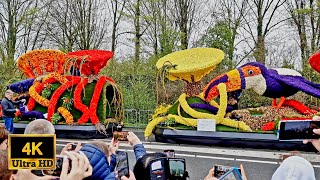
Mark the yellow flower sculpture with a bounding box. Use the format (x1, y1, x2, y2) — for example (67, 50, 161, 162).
(156, 48, 224, 82)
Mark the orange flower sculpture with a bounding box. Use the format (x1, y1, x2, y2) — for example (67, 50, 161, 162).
(17, 49, 70, 78)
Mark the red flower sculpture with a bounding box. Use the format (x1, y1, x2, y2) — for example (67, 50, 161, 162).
(66, 50, 113, 75)
(309, 52, 320, 73)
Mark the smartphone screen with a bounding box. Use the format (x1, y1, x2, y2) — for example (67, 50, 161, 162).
(116, 151, 129, 178)
(168, 158, 185, 179)
(42, 155, 70, 176)
(219, 168, 242, 180)
(113, 131, 128, 141)
(164, 149, 175, 158)
(278, 120, 320, 140)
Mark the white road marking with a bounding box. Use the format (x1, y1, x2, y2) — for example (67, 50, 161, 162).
(196, 155, 234, 161)
(175, 153, 196, 157)
(236, 158, 278, 164)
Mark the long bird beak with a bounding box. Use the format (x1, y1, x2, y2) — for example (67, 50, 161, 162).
(203, 69, 244, 101)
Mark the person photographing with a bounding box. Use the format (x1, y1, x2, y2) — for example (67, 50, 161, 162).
(1, 89, 25, 133)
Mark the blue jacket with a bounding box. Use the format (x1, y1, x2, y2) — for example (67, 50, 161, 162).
(133, 144, 146, 160)
(80, 144, 116, 180)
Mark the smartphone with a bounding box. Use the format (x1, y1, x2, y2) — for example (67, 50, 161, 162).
(168, 158, 186, 179)
(218, 167, 242, 180)
(113, 131, 128, 141)
(214, 165, 241, 178)
(116, 151, 129, 178)
(164, 149, 175, 158)
(278, 120, 320, 141)
(42, 155, 71, 176)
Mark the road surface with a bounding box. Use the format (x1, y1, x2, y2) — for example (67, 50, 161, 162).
(55, 138, 320, 180)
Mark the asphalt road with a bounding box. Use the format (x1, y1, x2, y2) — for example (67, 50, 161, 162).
(55, 138, 320, 180)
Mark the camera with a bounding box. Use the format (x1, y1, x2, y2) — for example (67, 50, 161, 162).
(149, 157, 188, 180)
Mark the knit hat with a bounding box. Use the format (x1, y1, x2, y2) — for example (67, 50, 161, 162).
(272, 156, 315, 180)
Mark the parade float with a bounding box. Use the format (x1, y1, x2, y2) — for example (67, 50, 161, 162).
(145, 48, 320, 151)
(1, 49, 123, 138)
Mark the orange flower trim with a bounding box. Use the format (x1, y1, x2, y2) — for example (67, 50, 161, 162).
(47, 76, 81, 121)
(74, 78, 90, 124)
(29, 81, 50, 107)
(28, 73, 68, 110)
(57, 107, 73, 124)
(17, 50, 67, 78)
(89, 76, 107, 125)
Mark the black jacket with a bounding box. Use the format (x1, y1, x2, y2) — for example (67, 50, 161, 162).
(1, 97, 20, 118)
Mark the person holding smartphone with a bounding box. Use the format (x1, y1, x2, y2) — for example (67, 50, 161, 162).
(303, 115, 320, 152)
(204, 164, 247, 180)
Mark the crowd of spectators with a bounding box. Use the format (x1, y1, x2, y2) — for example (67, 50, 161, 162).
(0, 117, 320, 180)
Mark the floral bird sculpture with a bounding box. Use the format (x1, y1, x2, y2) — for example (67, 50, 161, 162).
(204, 62, 320, 108)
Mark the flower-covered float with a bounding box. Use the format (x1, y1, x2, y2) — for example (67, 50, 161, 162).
(3, 49, 123, 137)
(145, 48, 320, 151)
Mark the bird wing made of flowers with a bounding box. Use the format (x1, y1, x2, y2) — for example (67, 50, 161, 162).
(156, 48, 225, 83)
(17, 49, 68, 78)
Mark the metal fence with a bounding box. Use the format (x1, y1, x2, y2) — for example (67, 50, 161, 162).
(124, 109, 153, 128)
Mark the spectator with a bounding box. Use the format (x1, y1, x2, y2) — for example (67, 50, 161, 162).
(0, 124, 9, 150)
(0, 150, 56, 180)
(24, 119, 55, 134)
(0, 150, 92, 180)
(204, 164, 247, 180)
(24, 119, 55, 177)
(80, 139, 119, 180)
(1, 89, 26, 133)
(272, 156, 315, 180)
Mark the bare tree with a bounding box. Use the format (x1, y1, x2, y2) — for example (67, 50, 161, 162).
(107, 0, 126, 53)
(0, 0, 39, 64)
(46, 0, 108, 52)
(243, 0, 287, 64)
(286, 0, 320, 69)
(172, 0, 197, 49)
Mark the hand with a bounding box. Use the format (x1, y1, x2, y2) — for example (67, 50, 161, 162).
(15, 109, 19, 112)
(60, 151, 92, 180)
(240, 164, 248, 180)
(204, 167, 218, 180)
(60, 142, 82, 155)
(109, 138, 119, 155)
(303, 129, 320, 152)
(127, 132, 142, 147)
(303, 116, 320, 152)
(120, 170, 136, 180)
(21, 99, 26, 103)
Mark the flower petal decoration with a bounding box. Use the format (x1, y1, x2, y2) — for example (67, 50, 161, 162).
(17, 49, 67, 78)
(309, 51, 320, 73)
(66, 50, 114, 75)
(156, 48, 225, 82)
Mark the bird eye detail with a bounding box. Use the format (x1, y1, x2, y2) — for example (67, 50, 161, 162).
(248, 70, 254, 75)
